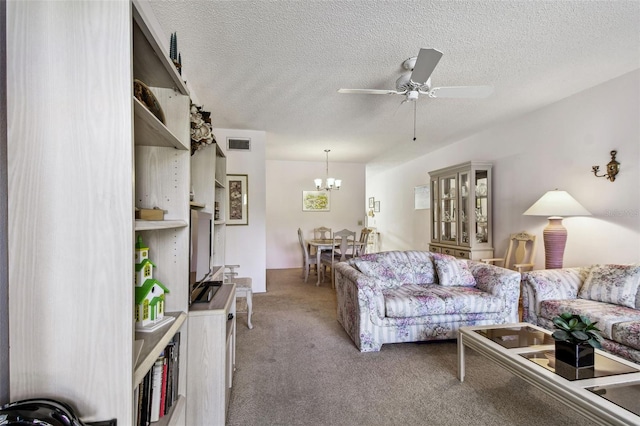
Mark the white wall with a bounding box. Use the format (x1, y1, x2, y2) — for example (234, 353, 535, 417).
(215, 128, 267, 293)
(266, 159, 366, 269)
(367, 70, 640, 268)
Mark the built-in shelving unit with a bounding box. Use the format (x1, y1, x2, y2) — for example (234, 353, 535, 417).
(7, 0, 197, 424)
(429, 162, 494, 260)
(191, 143, 227, 277)
(188, 139, 235, 425)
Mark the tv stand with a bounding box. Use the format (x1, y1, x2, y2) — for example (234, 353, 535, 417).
(187, 283, 236, 425)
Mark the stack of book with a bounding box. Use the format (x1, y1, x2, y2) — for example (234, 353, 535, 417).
(135, 333, 181, 425)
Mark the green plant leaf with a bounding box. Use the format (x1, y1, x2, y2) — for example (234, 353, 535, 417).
(588, 337, 602, 349)
(552, 330, 570, 341)
(560, 312, 574, 320)
(552, 317, 570, 331)
(571, 330, 589, 341)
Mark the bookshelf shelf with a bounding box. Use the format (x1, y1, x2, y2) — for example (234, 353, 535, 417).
(134, 311, 186, 387)
(135, 220, 188, 231)
(133, 99, 188, 151)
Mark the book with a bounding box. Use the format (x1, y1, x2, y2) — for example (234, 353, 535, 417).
(149, 356, 164, 422)
(139, 369, 152, 426)
(159, 356, 168, 418)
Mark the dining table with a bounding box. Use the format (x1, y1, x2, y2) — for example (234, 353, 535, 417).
(307, 238, 364, 285)
(307, 239, 336, 285)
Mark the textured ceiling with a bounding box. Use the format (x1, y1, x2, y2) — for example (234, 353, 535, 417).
(149, 1, 640, 165)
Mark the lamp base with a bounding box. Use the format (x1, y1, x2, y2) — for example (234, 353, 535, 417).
(543, 217, 567, 269)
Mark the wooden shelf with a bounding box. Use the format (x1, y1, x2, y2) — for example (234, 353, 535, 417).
(134, 99, 188, 150)
(153, 395, 186, 426)
(134, 311, 186, 387)
(215, 179, 225, 188)
(132, 0, 188, 95)
(135, 219, 188, 231)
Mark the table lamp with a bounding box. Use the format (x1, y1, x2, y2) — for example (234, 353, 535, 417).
(523, 190, 591, 269)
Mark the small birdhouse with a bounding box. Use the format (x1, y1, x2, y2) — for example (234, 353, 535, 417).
(135, 278, 170, 328)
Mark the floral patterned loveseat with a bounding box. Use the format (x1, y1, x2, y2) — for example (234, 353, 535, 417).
(522, 264, 640, 364)
(333, 251, 521, 352)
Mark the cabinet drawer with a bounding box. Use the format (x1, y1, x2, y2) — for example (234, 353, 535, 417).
(456, 251, 470, 259)
(441, 248, 455, 256)
(429, 245, 441, 253)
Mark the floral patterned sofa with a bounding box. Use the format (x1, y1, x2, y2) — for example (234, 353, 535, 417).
(522, 264, 640, 364)
(333, 251, 521, 352)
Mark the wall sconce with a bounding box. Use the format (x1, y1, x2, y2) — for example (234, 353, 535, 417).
(592, 150, 620, 182)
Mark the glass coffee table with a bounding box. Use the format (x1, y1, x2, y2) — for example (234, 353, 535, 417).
(458, 323, 640, 425)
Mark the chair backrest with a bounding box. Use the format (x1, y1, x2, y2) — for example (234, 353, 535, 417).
(314, 226, 332, 240)
(298, 228, 309, 261)
(332, 228, 356, 261)
(357, 228, 372, 255)
(503, 232, 537, 271)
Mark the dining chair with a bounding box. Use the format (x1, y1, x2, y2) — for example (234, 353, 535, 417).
(481, 231, 537, 273)
(320, 228, 356, 288)
(313, 226, 332, 240)
(298, 228, 321, 283)
(356, 228, 372, 256)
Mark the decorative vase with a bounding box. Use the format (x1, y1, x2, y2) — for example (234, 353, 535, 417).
(554, 340, 595, 368)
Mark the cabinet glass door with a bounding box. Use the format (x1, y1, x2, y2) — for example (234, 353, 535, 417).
(431, 179, 438, 242)
(474, 170, 489, 244)
(459, 172, 470, 247)
(439, 175, 457, 243)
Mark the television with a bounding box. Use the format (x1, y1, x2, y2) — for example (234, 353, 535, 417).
(189, 209, 221, 305)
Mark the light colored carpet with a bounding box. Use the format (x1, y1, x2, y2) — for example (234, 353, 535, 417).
(227, 268, 597, 426)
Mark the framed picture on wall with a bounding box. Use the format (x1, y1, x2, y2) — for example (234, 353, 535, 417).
(302, 191, 330, 212)
(374, 201, 381, 213)
(414, 184, 430, 210)
(369, 197, 375, 208)
(227, 174, 248, 225)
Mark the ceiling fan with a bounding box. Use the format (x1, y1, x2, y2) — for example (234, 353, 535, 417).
(338, 48, 493, 140)
(339, 48, 492, 101)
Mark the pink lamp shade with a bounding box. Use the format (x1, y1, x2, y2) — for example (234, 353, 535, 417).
(523, 190, 591, 269)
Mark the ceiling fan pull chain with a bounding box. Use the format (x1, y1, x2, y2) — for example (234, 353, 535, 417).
(413, 101, 417, 141)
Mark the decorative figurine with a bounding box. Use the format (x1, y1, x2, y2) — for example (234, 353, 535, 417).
(134, 236, 173, 332)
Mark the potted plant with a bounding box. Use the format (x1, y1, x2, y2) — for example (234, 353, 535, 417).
(551, 312, 603, 368)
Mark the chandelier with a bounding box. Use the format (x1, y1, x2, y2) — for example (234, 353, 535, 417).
(314, 149, 341, 191)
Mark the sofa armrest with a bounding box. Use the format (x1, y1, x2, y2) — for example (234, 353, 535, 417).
(334, 262, 386, 320)
(521, 267, 590, 324)
(467, 261, 521, 322)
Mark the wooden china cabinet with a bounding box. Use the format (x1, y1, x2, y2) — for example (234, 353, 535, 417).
(428, 162, 494, 260)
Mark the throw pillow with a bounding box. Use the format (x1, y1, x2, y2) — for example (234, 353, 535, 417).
(352, 259, 401, 289)
(432, 252, 476, 287)
(578, 264, 640, 308)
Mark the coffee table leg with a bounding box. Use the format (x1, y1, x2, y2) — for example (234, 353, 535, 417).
(457, 332, 465, 382)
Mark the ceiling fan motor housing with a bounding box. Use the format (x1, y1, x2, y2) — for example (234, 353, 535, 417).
(406, 90, 419, 101)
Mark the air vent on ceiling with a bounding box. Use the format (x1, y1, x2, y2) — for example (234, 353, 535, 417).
(227, 137, 251, 151)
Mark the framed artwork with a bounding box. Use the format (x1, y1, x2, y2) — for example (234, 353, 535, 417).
(414, 184, 431, 210)
(369, 197, 375, 208)
(303, 191, 330, 212)
(227, 174, 248, 225)
(374, 201, 381, 213)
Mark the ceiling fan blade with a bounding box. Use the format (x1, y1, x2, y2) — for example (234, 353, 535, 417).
(410, 48, 443, 85)
(429, 85, 493, 98)
(338, 88, 400, 95)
